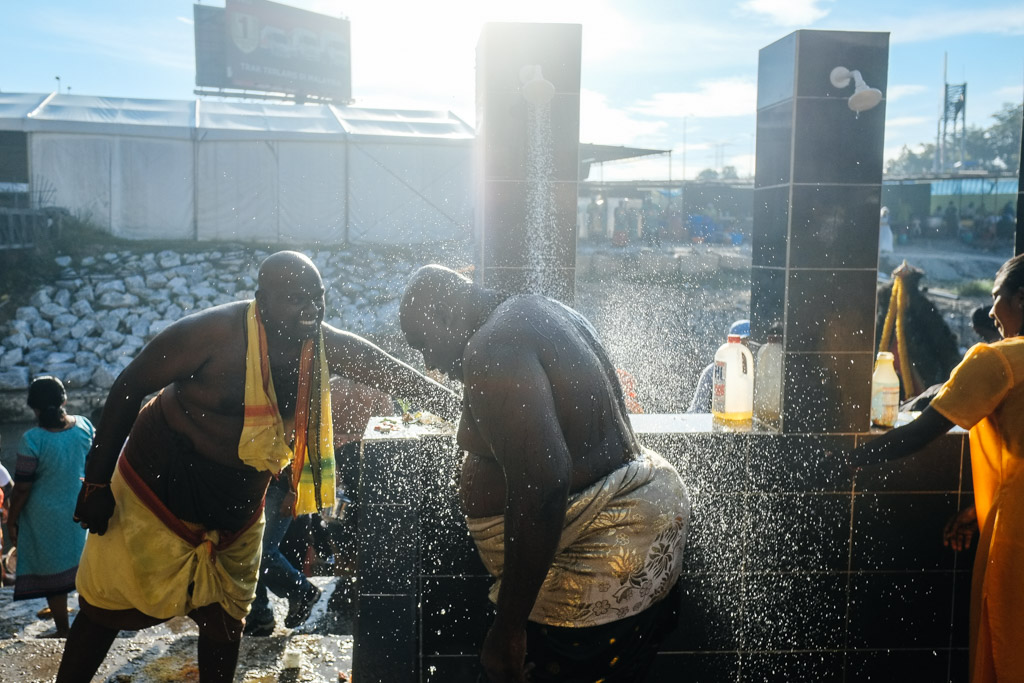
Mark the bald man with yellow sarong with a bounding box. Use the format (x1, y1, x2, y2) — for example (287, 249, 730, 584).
(59, 251, 460, 683)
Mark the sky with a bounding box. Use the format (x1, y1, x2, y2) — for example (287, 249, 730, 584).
(2, 0, 1023, 181)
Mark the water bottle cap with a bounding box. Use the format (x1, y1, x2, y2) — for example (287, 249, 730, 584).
(876, 351, 894, 361)
(727, 334, 744, 343)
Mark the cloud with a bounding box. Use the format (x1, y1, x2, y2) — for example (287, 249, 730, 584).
(994, 84, 1024, 102)
(886, 84, 929, 102)
(580, 89, 667, 146)
(176, 16, 193, 26)
(886, 8, 1024, 43)
(43, 13, 194, 72)
(885, 115, 931, 129)
(738, 0, 833, 26)
(630, 78, 758, 119)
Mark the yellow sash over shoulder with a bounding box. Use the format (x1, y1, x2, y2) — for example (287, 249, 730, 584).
(239, 301, 335, 516)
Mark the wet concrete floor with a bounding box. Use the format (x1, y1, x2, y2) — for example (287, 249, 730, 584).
(0, 577, 352, 683)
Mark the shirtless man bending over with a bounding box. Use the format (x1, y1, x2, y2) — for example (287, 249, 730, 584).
(400, 265, 690, 683)
(59, 251, 460, 683)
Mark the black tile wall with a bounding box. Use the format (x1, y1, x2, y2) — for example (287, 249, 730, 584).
(791, 98, 886, 186)
(854, 430, 965, 492)
(787, 184, 884, 269)
(755, 32, 796, 110)
(355, 427, 971, 683)
(478, 180, 578, 268)
(480, 266, 576, 302)
(850, 493, 960, 570)
(793, 30, 890, 98)
(847, 572, 956, 649)
(649, 653, 741, 683)
(421, 576, 493, 656)
(749, 266, 786, 342)
(754, 101, 793, 188)
(743, 572, 848, 651)
(751, 186, 790, 267)
(846, 649, 952, 683)
(476, 91, 581, 182)
(746, 493, 851, 572)
(669, 572, 745, 652)
(475, 22, 582, 303)
(741, 651, 845, 683)
(746, 433, 855, 492)
(781, 352, 874, 433)
(685, 493, 747, 574)
(784, 269, 877, 353)
(754, 30, 888, 435)
(352, 594, 419, 683)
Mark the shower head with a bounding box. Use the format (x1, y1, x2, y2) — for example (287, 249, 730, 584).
(519, 64, 555, 105)
(829, 66, 883, 113)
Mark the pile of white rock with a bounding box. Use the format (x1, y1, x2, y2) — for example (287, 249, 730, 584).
(0, 246, 430, 395)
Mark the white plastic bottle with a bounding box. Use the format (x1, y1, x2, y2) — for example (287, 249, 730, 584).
(870, 351, 900, 428)
(753, 334, 783, 428)
(712, 334, 754, 423)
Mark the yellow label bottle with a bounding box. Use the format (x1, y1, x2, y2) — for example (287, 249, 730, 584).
(712, 334, 754, 424)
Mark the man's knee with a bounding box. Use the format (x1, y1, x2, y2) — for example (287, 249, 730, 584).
(191, 603, 245, 643)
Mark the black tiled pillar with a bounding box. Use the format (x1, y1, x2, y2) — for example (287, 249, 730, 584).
(750, 30, 890, 433)
(474, 22, 582, 304)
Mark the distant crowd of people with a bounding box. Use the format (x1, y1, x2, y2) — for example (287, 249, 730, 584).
(911, 200, 1018, 246)
(584, 196, 748, 247)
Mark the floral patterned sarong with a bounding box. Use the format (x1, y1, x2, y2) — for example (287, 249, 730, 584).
(467, 447, 690, 628)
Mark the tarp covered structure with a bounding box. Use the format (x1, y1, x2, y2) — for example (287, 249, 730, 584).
(0, 92, 474, 244)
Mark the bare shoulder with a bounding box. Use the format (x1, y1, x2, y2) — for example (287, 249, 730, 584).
(475, 295, 573, 347)
(464, 297, 548, 374)
(163, 300, 246, 334)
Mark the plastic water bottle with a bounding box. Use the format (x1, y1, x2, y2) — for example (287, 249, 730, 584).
(870, 351, 900, 428)
(712, 334, 754, 423)
(753, 334, 783, 428)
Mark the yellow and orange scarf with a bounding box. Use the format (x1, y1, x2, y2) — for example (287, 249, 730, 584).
(238, 301, 335, 517)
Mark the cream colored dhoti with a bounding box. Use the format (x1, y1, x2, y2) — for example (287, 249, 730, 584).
(467, 448, 690, 628)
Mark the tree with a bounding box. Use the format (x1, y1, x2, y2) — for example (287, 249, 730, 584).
(885, 143, 936, 176)
(720, 165, 739, 180)
(885, 103, 1021, 176)
(696, 168, 719, 181)
(986, 103, 1023, 169)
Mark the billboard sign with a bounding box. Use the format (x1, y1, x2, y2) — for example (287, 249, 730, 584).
(194, 0, 351, 102)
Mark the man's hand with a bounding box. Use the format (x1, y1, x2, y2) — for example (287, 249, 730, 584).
(942, 505, 978, 552)
(73, 481, 115, 535)
(480, 622, 528, 683)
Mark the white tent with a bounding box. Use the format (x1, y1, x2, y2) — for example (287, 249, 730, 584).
(0, 93, 474, 244)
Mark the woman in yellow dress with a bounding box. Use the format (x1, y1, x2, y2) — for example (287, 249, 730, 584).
(846, 253, 1024, 683)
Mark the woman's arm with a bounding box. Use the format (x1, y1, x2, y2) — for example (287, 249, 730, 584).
(845, 406, 955, 468)
(6, 481, 33, 547)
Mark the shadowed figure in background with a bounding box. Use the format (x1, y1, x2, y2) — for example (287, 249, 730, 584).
(401, 264, 690, 683)
(875, 262, 961, 401)
(844, 253, 1024, 683)
(58, 251, 460, 683)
